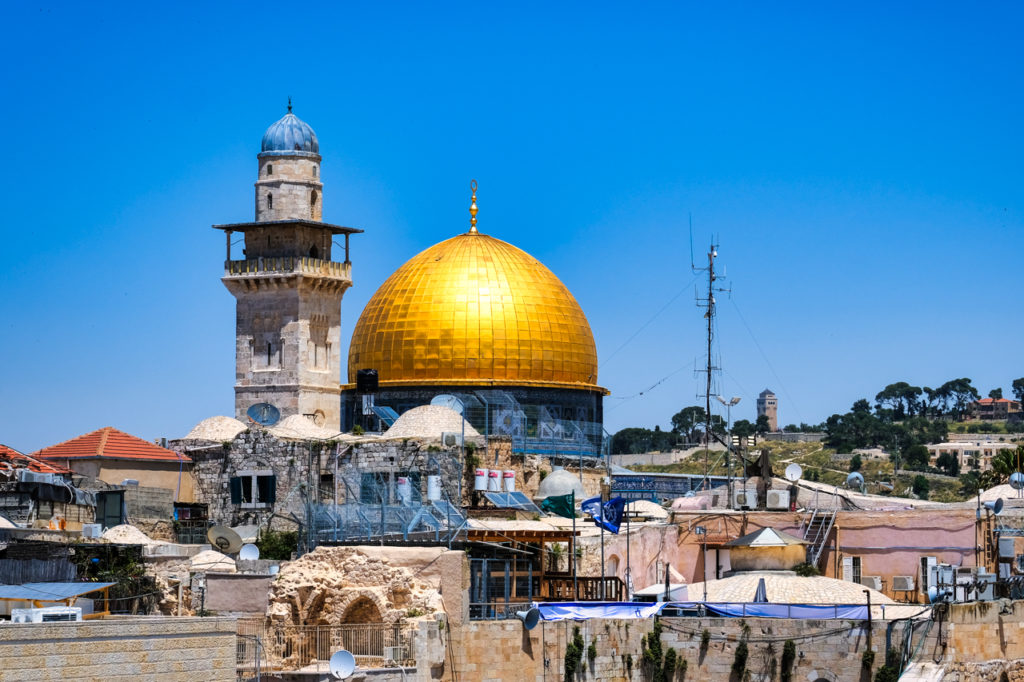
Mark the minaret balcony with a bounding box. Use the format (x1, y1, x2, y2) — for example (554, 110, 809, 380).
(224, 256, 352, 283)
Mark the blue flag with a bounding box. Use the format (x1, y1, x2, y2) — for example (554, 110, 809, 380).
(581, 495, 626, 534)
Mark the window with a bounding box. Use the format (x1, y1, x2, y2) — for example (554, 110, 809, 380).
(842, 555, 862, 583)
(311, 190, 318, 218)
(230, 470, 276, 508)
(313, 165, 318, 177)
(267, 193, 273, 210)
(267, 164, 273, 175)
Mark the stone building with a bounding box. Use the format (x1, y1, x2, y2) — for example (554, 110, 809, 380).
(213, 104, 361, 428)
(757, 388, 778, 431)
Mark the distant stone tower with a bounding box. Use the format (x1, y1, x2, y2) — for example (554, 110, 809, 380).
(757, 389, 778, 431)
(214, 104, 361, 427)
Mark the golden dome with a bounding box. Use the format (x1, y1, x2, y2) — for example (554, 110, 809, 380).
(347, 231, 601, 391)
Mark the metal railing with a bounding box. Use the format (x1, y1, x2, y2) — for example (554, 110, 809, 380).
(225, 257, 352, 280)
(236, 620, 416, 674)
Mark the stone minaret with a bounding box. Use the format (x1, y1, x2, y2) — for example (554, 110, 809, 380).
(214, 104, 361, 427)
(757, 388, 778, 432)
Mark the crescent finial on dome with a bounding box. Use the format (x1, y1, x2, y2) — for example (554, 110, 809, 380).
(469, 179, 478, 234)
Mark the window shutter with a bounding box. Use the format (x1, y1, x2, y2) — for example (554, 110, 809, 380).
(259, 475, 277, 505)
(842, 556, 853, 582)
(229, 477, 242, 505)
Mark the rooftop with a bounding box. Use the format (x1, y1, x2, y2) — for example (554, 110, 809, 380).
(0, 444, 70, 475)
(33, 427, 191, 463)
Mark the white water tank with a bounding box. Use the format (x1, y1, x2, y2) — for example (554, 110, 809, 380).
(474, 468, 489, 491)
(396, 476, 412, 503)
(503, 470, 516, 492)
(487, 470, 501, 492)
(427, 475, 442, 501)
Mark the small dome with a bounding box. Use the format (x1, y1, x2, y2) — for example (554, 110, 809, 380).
(535, 466, 586, 501)
(260, 109, 319, 155)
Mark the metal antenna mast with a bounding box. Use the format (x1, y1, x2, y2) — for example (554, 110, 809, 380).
(693, 236, 728, 490)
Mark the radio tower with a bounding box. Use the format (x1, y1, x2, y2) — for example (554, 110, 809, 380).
(693, 237, 728, 491)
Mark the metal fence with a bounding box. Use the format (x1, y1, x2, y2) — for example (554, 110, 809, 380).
(236, 620, 417, 677)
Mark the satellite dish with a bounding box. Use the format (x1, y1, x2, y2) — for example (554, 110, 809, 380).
(207, 525, 243, 554)
(984, 499, 1004, 516)
(430, 394, 463, 415)
(247, 402, 281, 426)
(268, 564, 280, 575)
(1011, 473, 1024, 491)
(846, 472, 865, 490)
(784, 463, 803, 482)
(239, 543, 260, 560)
(329, 650, 356, 679)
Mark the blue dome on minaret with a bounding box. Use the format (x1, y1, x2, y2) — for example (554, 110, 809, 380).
(260, 102, 319, 156)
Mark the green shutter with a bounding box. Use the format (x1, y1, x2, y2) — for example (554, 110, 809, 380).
(229, 476, 242, 505)
(258, 475, 277, 505)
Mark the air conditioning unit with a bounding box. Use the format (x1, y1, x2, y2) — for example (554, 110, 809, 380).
(16, 469, 54, 485)
(976, 572, 997, 601)
(860, 576, 882, 591)
(442, 432, 464, 447)
(766, 490, 790, 510)
(11, 607, 82, 623)
(1000, 537, 1016, 559)
(892, 576, 915, 592)
(733, 489, 758, 509)
(81, 524, 102, 538)
(383, 645, 406, 662)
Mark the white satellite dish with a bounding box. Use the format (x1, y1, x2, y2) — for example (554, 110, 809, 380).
(329, 649, 357, 679)
(784, 463, 803, 482)
(239, 543, 260, 560)
(430, 394, 463, 415)
(207, 525, 243, 554)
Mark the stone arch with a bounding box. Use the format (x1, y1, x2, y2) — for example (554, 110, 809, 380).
(807, 670, 838, 682)
(334, 589, 391, 625)
(607, 554, 620, 578)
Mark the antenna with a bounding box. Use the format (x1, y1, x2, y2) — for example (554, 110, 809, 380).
(692, 226, 730, 493)
(329, 650, 357, 679)
(206, 525, 243, 554)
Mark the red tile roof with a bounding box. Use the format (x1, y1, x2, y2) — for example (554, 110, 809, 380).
(32, 427, 191, 463)
(977, 398, 1018, 404)
(0, 444, 71, 475)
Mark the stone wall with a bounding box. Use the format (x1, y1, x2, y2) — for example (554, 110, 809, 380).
(941, 600, 1024, 679)
(445, 615, 886, 682)
(0, 615, 236, 681)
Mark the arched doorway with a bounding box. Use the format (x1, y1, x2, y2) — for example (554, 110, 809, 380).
(342, 596, 383, 624)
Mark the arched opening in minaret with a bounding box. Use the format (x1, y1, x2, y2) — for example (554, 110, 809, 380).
(310, 190, 318, 218)
(266, 164, 273, 175)
(267, 193, 273, 210)
(309, 245, 319, 259)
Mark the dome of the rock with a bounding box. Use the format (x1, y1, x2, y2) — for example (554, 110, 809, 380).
(347, 231, 599, 390)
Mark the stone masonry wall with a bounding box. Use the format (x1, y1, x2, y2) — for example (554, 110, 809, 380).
(0, 616, 236, 681)
(447, 615, 887, 682)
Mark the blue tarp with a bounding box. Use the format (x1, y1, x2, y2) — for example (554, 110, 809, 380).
(538, 602, 664, 621)
(535, 601, 870, 621)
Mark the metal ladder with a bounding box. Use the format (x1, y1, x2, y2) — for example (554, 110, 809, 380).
(801, 508, 837, 568)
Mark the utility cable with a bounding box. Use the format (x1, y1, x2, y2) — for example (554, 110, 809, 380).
(729, 298, 805, 424)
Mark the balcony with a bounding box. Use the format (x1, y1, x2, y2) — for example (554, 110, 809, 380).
(224, 257, 352, 281)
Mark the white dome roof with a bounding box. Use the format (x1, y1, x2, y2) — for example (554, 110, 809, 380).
(535, 466, 585, 501)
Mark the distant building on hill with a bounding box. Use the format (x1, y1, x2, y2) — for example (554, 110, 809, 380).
(970, 398, 1022, 421)
(757, 389, 778, 432)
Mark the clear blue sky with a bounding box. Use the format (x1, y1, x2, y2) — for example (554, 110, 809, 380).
(2, 2, 1022, 452)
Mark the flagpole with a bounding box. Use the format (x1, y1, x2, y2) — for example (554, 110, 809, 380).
(572, 491, 578, 600)
(600, 511, 606, 601)
(625, 504, 631, 600)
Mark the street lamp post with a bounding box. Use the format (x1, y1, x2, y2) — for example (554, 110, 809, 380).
(716, 396, 741, 501)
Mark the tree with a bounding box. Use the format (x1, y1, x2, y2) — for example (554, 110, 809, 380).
(912, 475, 930, 500)
(875, 382, 923, 419)
(959, 471, 982, 497)
(935, 452, 959, 477)
(849, 454, 863, 473)
(989, 388, 1003, 400)
(755, 414, 771, 435)
(1013, 378, 1024, 404)
(731, 419, 754, 440)
(936, 378, 980, 420)
(610, 427, 676, 454)
(903, 444, 931, 471)
(670, 406, 706, 442)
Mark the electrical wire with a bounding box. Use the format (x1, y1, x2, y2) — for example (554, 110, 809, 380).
(599, 274, 702, 370)
(729, 298, 805, 424)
